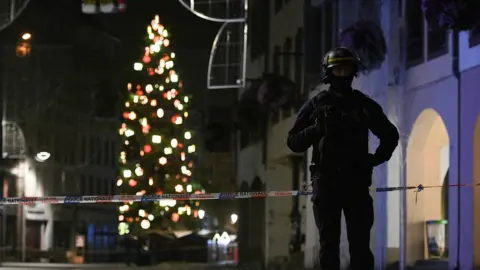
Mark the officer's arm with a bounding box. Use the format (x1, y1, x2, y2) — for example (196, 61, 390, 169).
(287, 99, 323, 153)
(366, 99, 399, 166)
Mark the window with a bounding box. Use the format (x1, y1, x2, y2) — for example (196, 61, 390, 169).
(427, 24, 448, 59)
(110, 141, 116, 167)
(80, 175, 87, 195)
(406, 0, 424, 66)
(249, 0, 270, 59)
(80, 136, 86, 163)
(294, 28, 303, 112)
(104, 140, 110, 166)
(111, 178, 116, 195)
(273, 46, 281, 74)
(274, 0, 282, 13)
(469, 24, 480, 47)
(103, 178, 110, 195)
(96, 177, 102, 195)
(54, 135, 61, 163)
(283, 38, 292, 78)
(271, 45, 281, 124)
(282, 38, 293, 119)
(88, 176, 95, 195)
(95, 137, 101, 165)
(89, 137, 95, 162)
(71, 175, 80, 195)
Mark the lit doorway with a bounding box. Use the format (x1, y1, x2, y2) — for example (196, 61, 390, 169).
(405, 109, 449, 265)
(473, 116, 480, 267)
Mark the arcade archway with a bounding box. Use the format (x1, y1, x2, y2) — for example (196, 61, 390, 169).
(474, 117, 480, 266)
(405, 109, 449, 265)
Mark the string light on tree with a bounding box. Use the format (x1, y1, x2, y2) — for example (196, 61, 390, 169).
(118, 15, 203, 235)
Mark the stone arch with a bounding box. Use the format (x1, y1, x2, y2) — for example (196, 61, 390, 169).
(251, 176, 264, 191)
(405, 108, 449, 265)
(474, 117, 480, 267)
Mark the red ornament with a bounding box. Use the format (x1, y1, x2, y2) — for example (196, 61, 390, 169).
(123, 112, 129, 118)
(128, 179, 137, 187)
(144, 145, 152, 153)
(171, 115, 177, 124)
(148, 68, 155, 76)
(142, 55, 151, 64)
(136, 90, 143, 95)
(155, 188, 163, 195)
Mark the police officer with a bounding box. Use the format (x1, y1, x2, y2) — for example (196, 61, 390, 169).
(287, 47, 399, 270)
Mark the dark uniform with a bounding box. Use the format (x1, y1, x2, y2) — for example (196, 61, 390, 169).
(287, 47, 399, 270)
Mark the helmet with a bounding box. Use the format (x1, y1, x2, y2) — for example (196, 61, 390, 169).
(322, 47, 359, 71)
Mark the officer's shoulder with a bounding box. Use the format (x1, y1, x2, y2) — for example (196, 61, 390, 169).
(311, 90, 330, 103)
(353, 90, 379, 106)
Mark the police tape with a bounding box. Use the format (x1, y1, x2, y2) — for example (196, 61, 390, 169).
(0, 183, 478, 205)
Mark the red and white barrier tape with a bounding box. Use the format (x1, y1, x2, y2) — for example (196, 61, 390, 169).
(0, 183, 477, 205)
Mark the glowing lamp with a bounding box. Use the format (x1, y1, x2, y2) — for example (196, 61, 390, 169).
(140, 219, 150, 229)
(35, 151, 51, 162)
(152, 135, 161, 143)
(157, 108, 164, 118)
(198, 209, 205, 219)
(171, 138, 178, 148)
(174, 184, 183, 193)
(231, 214, 238, 224)
(159, 157, 167, 165)
(21, 32, 32, 40)
(123, 170, 132, 178)
(134, 63, 143, 71)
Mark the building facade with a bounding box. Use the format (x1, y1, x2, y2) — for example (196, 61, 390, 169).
(239, 0, 480, 269)
(0, 1, 121, 262)
(236, 0, 310, 267)
(302, 0, 480, 269)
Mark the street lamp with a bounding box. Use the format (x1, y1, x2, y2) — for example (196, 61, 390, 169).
(21, 32, 31, 41)
(34, 151, 50, 162)
(230, 213, 238, 224)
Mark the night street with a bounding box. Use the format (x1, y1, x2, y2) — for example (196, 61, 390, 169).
(0, 262, 238, 270)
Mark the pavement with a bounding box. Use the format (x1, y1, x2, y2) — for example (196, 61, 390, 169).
(0, 262, 238, 269)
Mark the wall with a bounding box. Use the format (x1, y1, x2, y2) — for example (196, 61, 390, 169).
(236, 11, 268, 266)
(265, 0, 304, 263)
(459, 65, 480, 268)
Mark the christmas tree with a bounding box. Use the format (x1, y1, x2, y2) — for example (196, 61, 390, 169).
(118, 15, 202, 235)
